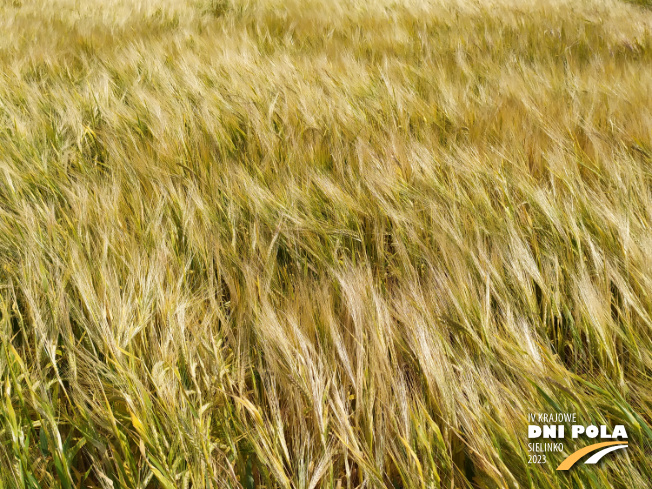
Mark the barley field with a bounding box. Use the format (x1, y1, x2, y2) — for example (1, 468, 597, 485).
(0, 0, 651, 487)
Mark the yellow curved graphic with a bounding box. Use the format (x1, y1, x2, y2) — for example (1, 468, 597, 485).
(557, 441, 628, 470)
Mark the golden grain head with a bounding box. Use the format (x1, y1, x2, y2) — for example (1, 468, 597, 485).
(0, 0, 651, 487)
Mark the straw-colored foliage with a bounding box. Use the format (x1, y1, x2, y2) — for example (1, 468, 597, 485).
(1, 0, 651, 487)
